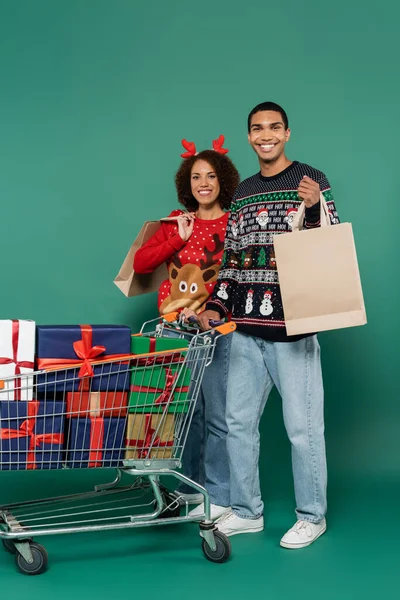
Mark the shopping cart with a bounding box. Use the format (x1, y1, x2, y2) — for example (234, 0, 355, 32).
(0, 313, 236, 574)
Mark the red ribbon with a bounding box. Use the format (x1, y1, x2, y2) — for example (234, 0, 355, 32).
(136, 337, 184, 367)
(0, 320, 34, 400)
(0, 401, 64, 469)
(73, 325, 106, 378)
(88, 417, 105, 468)
(126, 415, 173, 459)
(37, 325, 128, 389)
(130, 367, 189, 407)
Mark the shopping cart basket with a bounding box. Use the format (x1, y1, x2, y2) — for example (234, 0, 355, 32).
(0, 313, 236, 574)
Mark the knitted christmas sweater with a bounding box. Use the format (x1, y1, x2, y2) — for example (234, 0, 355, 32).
(206, 161, 340, 342)
(134, 209, 228, 315)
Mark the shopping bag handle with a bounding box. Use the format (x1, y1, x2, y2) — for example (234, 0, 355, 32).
(292, 192, 331, 232)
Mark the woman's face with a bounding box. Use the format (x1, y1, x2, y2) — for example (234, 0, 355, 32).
(190, 159, 221, 208)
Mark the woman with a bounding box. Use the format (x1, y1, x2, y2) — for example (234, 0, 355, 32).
(134, 136, 240, 520)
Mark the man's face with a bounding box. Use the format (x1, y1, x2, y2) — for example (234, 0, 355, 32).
(248, 110, 290, 163)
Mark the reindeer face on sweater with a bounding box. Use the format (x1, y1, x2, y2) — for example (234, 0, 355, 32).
(159, 234, 224, 314)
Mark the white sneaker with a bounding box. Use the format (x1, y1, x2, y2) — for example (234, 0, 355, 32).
(173, 491, 204, 505)
(188, 502, 231, 521)
(215, 510, 264, 536)
(280, 519, 327, 549)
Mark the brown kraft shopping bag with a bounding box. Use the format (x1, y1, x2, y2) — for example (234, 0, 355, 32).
(273, 194, 367, 336)
(114, 221, 168, 297)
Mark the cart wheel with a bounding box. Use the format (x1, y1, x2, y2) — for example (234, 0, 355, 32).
(2, 538, 16, 554)
(202, 530, 231, 563)
(158, 494, 181, 519)
(15, 542, 48, 575)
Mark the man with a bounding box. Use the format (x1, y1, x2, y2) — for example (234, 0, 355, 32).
(197, 102, 340, 548)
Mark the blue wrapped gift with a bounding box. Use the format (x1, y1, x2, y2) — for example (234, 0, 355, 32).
(36, 325, 131, 393)
(66, 416, 125, 468)
(0, 400, 65, 470)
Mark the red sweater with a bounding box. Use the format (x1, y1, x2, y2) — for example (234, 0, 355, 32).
(134, 210, 229, 314)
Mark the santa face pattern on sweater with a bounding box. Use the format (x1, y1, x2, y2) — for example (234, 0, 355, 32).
(207, 161, 340, 342)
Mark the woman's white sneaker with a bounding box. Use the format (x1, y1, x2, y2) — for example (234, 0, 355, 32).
(188, 503, 231, 520)
(280, 519, 327, 549)
(215, 510, 264, 536)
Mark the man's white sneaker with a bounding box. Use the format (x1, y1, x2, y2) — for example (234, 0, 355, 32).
(173, 491, 204, 505)
(280, 519, 327, 549)
(188, 503, 231, 521)
(215, 510, 264, 536)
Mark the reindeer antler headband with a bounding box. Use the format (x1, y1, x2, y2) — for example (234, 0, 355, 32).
(180, 135, 229, 158)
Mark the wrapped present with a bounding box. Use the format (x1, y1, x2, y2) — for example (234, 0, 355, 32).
(66, 416, 125, 468)
(0, 400, 64, 470)
(125, 413, 174, 460)
(129, 365, 190, 413)
(131, 334, 188, 355)
(36, 324, 131, 393)
(0, 320, 35, 401)
(66, 391, 128, 418)
(130, 335, 190, 413)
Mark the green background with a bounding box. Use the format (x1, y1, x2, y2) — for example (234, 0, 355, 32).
(0, 0, 398, 596)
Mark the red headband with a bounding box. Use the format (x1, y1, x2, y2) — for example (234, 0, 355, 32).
(180, 135, 229, 158)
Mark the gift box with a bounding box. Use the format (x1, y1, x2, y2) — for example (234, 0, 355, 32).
(0, 320, 35, 401)
(0, 400, 65, 470)
(130, 335, 191, 413)
(125, 413, 175, 460)
(66, 391, 128, 418)
(131, 334, 188, 355)
(66, 416, 125, 468)
(129, 365, 191, 414)
(36, 324, 131, 393)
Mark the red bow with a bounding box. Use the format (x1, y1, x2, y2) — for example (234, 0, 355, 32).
(0, 320, 34, 400)
(72, 325, 106, 378)
(0, 401, 64, 469)
(130, 367, 189, 408)
(126, 415, 174, 459)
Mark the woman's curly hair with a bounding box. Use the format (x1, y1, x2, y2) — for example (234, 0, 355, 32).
(175, 150, 240, 211)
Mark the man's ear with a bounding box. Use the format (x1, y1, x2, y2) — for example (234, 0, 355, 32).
(285, 128, 291, 142)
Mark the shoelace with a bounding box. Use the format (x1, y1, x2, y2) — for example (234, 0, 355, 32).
(293, 520, 313, 537)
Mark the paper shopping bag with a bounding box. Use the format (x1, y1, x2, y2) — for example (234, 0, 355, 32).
(113, 221, 168, 297)
(273, 194, 367, 336)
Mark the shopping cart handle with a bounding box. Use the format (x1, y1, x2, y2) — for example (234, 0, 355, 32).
(188, 316, 225, 327)
(209, 319, 225, 327)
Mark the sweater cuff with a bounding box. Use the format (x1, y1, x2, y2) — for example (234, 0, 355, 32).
(205, 300, 228, 317)
(168, 233, 187, 251)
(304, 201, 321, 226)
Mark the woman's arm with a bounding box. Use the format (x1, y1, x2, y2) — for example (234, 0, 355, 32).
(133, 211, 187, 274)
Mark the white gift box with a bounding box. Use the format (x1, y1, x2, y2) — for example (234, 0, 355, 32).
(0, 320, 35, 401)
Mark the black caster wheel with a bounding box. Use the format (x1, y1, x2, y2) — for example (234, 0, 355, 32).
(157, 494, 181, 519)
(202, 530, 231, 563)
(2, 538, 16, 554)
(15, 542, 48, 575)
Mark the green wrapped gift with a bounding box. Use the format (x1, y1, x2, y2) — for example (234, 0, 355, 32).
(130, 335, 188, 355)
(129, 335, 191, 413)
